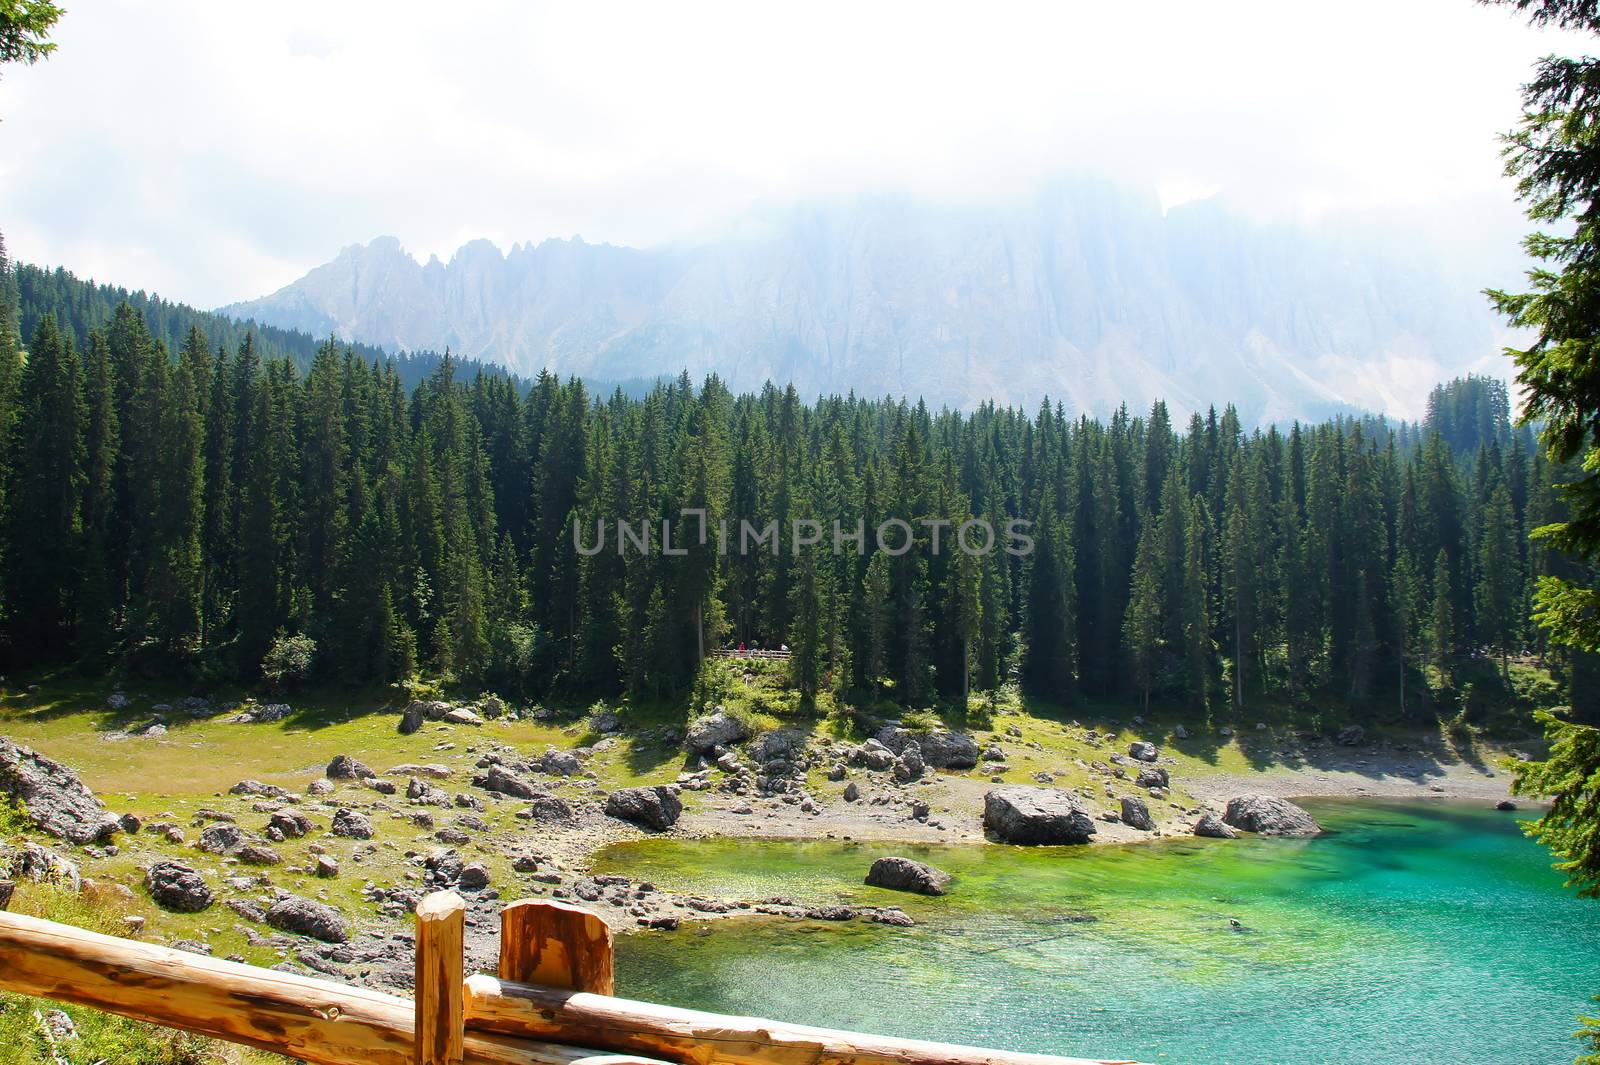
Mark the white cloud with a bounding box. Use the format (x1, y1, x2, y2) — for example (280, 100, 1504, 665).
(0, 0, 1584, 307)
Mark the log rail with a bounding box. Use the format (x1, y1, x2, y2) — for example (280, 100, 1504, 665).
(0, 891, 1145, 1065)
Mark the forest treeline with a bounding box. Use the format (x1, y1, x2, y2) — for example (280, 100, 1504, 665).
(0, 243, 1575, 718)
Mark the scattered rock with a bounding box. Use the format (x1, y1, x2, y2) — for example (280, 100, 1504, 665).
(865, 856, 951, 896)
(604, 786, 683, 831)
(982, 786, 1097, 845)
(442, 708, 483, 727)
(1136, 765, 1170, 790)
(326, 755, 374, 780)
(1222, 794, 1321, 837)
(458, 863, 491, 891)
(1335, 725, 1366, 747)
(239, 844, 281, 865)
(6, 842, 81, 890)
(843, 782, 860, 802)
(0, 738, 121, 844)
(474, 764, 540, 799)
(1128, 741, 1159, 762)
(266, 894, 351, 943)
(329, 808, 374, 839)
(144, 861, 213, 912)
(537, 749, 582, 776)
(197, 822, 246, 855)
(119, 812, 143, 834)
(269, 811, 313, 839)
(1120, 795, 1156, 831)
(315, 855, 339, 878)
(1495, 799, 1518, 812)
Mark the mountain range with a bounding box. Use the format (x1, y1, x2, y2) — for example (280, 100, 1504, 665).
(220, 185, 1516, 422)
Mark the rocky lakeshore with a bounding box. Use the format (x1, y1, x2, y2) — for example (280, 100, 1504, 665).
(0, 687, 1531, 994)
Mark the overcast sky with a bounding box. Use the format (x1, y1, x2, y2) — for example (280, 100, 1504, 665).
(0, 0, 1587, 309)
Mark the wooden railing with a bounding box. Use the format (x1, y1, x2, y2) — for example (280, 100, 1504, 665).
(708, 648, 792, 661)
(0, 891, 1145, 1065)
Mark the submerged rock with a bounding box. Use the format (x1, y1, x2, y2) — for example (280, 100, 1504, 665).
(865, 856, 951, 896)
(1222, 794, 1321, 837)
(982, 786, 1096, 845)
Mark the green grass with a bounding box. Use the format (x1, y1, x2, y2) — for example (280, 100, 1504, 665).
(0, 882, 285, 1065)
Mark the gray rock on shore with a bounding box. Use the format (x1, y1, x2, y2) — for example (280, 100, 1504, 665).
(604, 786, 683, 831)
(0, 738, 122, 844)
(1222, 794, 1321, 837)
(1120, 795, 1155, 831)
(983, 785, 1097, 845)
(1193, 813, 1240, 839)
(865, 856, 951, 896)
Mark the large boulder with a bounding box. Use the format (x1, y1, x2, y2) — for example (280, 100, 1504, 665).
(874, 726, 980, 769)
(918, 731, 980, 769)
(685, 708, 749, 753)
(144, 861, 214, 912)
(604, 786, 683, 831)
(865, 856, 952, 896)
(1128, 741, 1160, 762)
(1193, 813, 1240, 839)
(442, 708, 483, 727)
(1120, 795, 1156, 831)
(0, 738, 121, 845)
(398, 702, 426, 735)
(1222, 794, 1321, 837)
(265, 894, 351, 943)
(983, 786, 1097, 845)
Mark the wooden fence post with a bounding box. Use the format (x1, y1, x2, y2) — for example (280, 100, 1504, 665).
(414, 891, 465, 1065)
(497, 899, 614, 996)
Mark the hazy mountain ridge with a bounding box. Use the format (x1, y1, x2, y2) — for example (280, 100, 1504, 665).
(220, 187, 1512, 421)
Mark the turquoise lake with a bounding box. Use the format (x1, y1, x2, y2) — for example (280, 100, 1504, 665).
(596, 800, 1600, 1064)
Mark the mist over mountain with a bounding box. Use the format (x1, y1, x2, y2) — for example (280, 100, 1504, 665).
(220, 185, 1514, 422)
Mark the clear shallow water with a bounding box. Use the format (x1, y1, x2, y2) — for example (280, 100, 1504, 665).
(595, 801, 1600, 1065)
